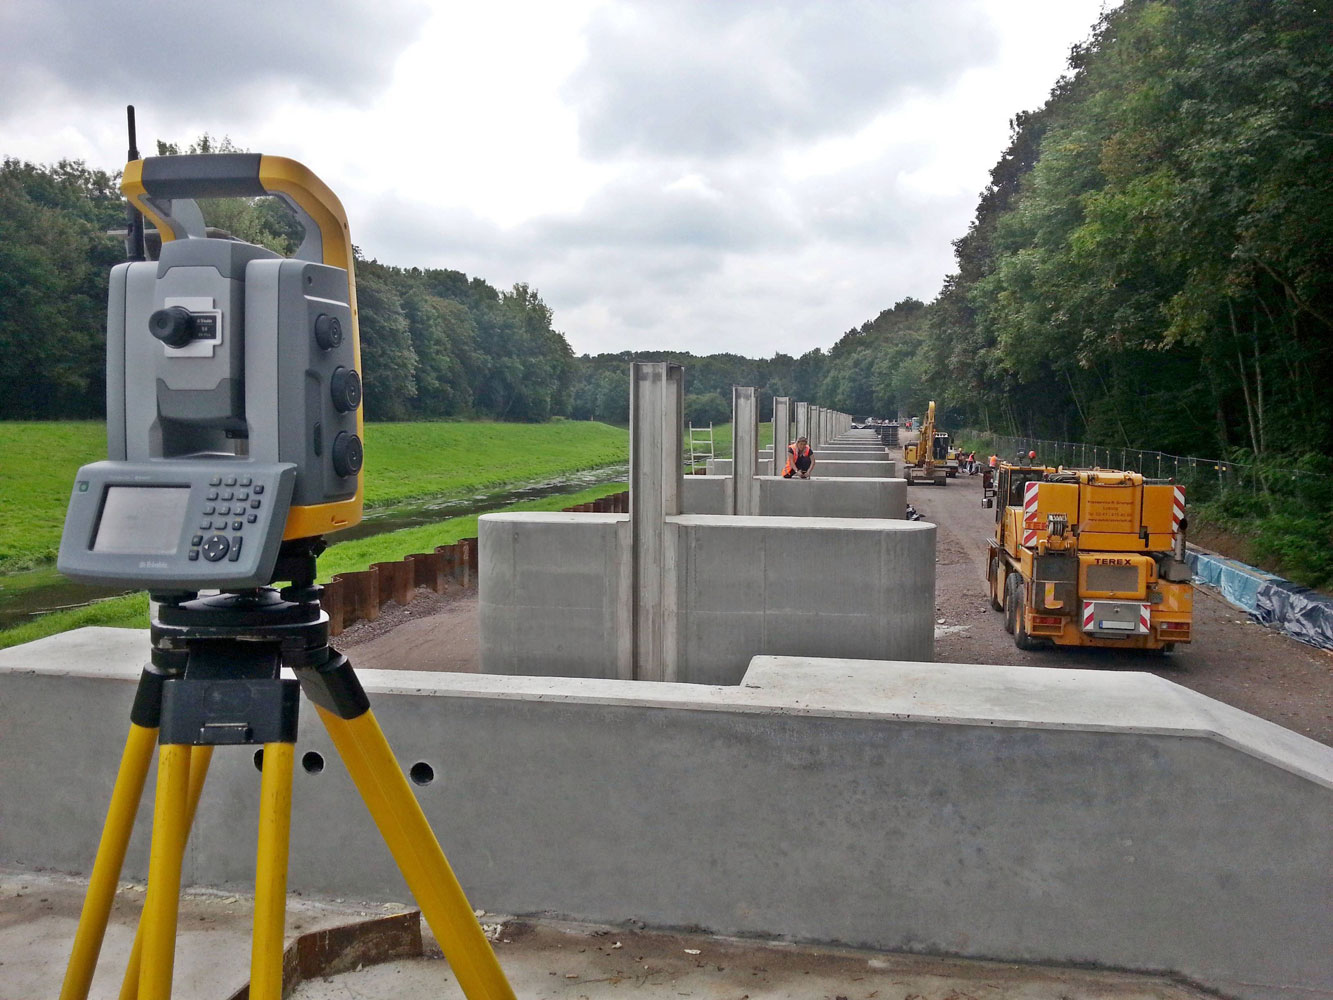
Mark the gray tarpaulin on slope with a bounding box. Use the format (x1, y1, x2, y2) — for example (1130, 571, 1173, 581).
(1254, 580, 1333, 652)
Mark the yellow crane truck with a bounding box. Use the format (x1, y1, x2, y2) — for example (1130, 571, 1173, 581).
(984, 463, 1194, 652)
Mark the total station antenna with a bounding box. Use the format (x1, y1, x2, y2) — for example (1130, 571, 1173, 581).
(123, 105, 146, 262)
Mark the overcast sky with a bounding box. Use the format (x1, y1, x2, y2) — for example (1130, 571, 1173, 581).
(0, 0, 1115, 358)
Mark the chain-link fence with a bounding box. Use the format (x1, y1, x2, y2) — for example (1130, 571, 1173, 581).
(958, 431, 1323, 506)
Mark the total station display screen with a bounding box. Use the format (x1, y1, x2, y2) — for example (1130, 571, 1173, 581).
(92, 486, 191, 555)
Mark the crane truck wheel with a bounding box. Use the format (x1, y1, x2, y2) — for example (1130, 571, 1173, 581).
(1013, 596, 1046, 651)
(1003, 574, 1021, 635)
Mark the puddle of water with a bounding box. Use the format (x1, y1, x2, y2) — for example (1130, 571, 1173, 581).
(0, 464, 628, 631)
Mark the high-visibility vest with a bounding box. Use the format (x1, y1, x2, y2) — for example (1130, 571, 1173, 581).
(784, 443, 812, 476)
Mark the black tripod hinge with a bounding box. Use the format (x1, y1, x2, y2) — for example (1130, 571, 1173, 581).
(129, 662, 180, 729)
(160, 677, 301, 746)
(295, 650, 370, 720)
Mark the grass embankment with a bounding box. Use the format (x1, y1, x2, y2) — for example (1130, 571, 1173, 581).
(0, 420, 628, 574)
(0, 481, 628, 651)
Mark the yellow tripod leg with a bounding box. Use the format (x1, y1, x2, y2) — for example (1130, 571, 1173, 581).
(249, 743, 294, 1000)
(59, 722, 158, 1000)
(118, 745, 213, 1000)
(137, 744, 193, 1000)
(316, 705, 516, 1000)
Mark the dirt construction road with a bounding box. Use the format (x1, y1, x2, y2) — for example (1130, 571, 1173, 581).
(911, 471, 1333, 746)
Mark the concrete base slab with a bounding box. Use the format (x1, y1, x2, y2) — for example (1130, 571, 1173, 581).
(293, 919, 1215, 1000)
(0, 867, 419, 1000)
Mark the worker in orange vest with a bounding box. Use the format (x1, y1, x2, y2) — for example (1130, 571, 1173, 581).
(782, 437, 815, 479)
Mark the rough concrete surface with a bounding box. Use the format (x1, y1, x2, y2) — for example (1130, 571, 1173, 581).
(292, 920, 1216, 1000)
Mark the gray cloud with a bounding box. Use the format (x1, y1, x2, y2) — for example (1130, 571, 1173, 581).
(528, 169, 800, 252)
(0, 0, 428, 125)
(566, 0, 999, 159)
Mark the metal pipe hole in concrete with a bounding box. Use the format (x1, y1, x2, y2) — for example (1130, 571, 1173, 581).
(409, 761, 435, 786)
(251, 748, 327, 773)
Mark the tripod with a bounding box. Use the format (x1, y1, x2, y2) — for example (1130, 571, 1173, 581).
(58, 546, 514, 1000)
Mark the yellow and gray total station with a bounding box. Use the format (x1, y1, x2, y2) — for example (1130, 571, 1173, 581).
(55, 125, 514, 1000)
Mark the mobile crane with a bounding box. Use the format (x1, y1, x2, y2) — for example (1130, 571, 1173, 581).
(984, 463, 1194, 652)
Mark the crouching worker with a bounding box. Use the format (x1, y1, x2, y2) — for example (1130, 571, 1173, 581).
(783, 437, 815, 479)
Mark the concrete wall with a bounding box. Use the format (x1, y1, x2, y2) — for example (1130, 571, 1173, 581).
(756, 476, 905, 519)
(682, 476, 905, 519)
(681, 475, 732, 515)
(3, 632, 1329, 1000)
(816, 459, 899, 478)
(480, 513, 933, 684)
(478, 512, 631, 679)
(670, 516, 934, 684)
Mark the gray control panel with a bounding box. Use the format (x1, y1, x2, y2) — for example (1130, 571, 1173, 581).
(58, 461, 296, 589)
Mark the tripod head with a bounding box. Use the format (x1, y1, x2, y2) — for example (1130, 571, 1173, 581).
(57, 149, 364, 592)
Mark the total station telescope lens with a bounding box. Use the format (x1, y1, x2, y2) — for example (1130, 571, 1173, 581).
(148, 306, 197, 348)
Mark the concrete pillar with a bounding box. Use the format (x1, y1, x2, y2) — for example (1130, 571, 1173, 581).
(731, 386, 759, 516)
(795, 402, 810, 444)
(631, 362, 683, 682)
(772, 396, 791, 476)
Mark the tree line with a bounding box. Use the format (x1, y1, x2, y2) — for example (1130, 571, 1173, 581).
(1, 138, 573, 424)
(830, 0, 1332, 465)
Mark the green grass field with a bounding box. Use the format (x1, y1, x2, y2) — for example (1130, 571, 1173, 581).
(0, 481, 627, 650)
(0, 420, 628, 573)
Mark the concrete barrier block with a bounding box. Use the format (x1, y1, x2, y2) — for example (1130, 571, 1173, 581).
(479, 512, 632, 678)
(756, 476, 905, 518)
(670, 515, 935, 684)
(816, 460, 899, 478)
(681, 475, 732, 515)
(5, 635, 1328, 1000)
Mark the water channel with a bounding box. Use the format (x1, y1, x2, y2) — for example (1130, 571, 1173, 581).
(0, 464, 628, 632)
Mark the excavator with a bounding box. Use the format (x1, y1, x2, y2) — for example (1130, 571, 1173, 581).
(902, 400, 949, 486)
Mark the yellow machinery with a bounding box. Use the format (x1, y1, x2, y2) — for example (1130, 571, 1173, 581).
(984, 464, 1193, 652)
(902, 400, 949, 486)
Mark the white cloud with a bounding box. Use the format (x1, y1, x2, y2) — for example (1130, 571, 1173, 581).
(0, 0, 1118, 359)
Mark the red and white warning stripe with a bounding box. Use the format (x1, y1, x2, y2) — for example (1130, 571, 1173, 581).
(1171, 486, 1186, 534)
(1139, 604, 1152, 632)
(1082, 602, 1095, 629)
(1022, 481, 1040, 546)
(1023, 481, 1040, 523)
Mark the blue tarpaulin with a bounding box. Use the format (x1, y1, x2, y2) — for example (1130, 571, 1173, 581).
(1187, 548, 1333, 652)
(1186, 550, 1278, 614)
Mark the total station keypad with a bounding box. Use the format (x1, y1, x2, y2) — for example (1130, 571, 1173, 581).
(190, 473, 270, 562)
